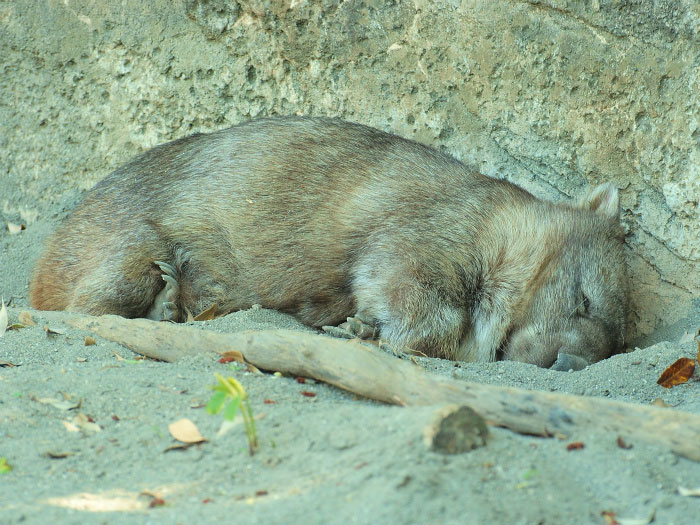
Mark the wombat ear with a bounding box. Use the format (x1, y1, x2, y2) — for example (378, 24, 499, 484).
(580, 182, 620, 220)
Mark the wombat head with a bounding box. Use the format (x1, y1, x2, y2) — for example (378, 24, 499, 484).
(502, 184, 628, 369)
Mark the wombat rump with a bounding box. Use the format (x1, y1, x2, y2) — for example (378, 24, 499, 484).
(30, 117, 627, 368)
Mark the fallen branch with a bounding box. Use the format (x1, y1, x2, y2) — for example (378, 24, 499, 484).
(25, 310, 700, 461)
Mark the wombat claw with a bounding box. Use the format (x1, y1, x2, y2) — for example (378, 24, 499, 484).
(345, 316, 378, 339)
(146, 261, 181, 322)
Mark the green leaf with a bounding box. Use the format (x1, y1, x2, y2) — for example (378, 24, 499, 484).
(206, 391, 228, 415)
(523, 469, 537, 480)
(0, 457, 12, 474)
(223, 396, 242, 422)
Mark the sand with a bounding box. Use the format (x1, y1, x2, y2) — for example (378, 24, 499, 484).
(1, 204, 699, 525)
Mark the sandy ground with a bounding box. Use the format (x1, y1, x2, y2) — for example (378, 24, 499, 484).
(1, 207, 700, 525)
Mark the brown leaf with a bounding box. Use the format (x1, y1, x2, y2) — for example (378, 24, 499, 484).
(218, 349, 261, 374)
(18, 311, 36, 326)
(148, 496, 166, 508)
(168, 418, 206, 444)
(616, 436, 633, 450)
(301, 391, 316, 397)
(84, 336, 96, 346)
(566, 441, 585, 451)
(657, 357, 695, 388)
(219, 350, 245, 364)
(194, 303, 219, 321)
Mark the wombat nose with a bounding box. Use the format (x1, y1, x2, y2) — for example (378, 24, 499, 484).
(549, 352, 589, 372)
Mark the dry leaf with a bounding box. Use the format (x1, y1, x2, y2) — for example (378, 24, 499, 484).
(678, 486, 700, 497)
(194, 303, 219, 321)
(615, 508, 656, 525)
(168, 418, 206, 444)
(0, 359, 18, 367)
(219, 350, 245, 364)
(7, 222, 25, 234)
(616, 436, 633, 450)
(34, 396, 81, 411)
(656, 357, 695, 388)
(62, 421, 80, 433)
(566, 441, 585, 451)
(43, 450, 75, 459)
(84, 336, 96, 346)
(44, 325, 66, 336)
(651, 398, 671, 408)
(71, 413, 101, 433)
(18, 311, 36, 326)
(44, 490, 148, 511)
(218, 349, 261, 373)
(0, 298, 7, 337)
(164, 442, 198, 452)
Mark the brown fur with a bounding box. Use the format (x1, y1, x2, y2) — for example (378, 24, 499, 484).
(30, 117, 628, 367)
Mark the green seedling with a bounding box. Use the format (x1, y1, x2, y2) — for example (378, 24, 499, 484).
(206, 373, 258, 455)
(0, 457, 12, 474)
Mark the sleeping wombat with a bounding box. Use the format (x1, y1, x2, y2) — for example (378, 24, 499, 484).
(30, 117, 627, 368)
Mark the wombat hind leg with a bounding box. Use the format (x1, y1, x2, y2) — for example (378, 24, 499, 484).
(145, 261, 181, 321)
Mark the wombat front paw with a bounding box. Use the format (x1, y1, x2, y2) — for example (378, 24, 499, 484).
(322, 316, 378, 341)
(345, 316, 378, 339)
(146, 261, 181, 322)
(321, 325, 355, 339)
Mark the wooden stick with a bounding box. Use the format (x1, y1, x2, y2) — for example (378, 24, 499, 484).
(24, 310, 700, 461)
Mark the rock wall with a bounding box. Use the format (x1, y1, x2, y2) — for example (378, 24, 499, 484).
(2, 0, 698, 343)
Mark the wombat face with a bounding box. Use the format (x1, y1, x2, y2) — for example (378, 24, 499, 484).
(502, 220, 627, 369)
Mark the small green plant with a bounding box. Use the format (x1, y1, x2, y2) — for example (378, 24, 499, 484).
(0, 457, 12, 474)
(206, 373, 258, 455)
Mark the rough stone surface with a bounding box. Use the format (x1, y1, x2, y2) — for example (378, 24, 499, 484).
(2, 0, 699, 343)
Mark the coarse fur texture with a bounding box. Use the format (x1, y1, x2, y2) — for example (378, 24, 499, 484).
(30, 117, 628, 367)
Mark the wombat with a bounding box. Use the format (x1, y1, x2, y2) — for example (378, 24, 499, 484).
(30, 117, 627, 368)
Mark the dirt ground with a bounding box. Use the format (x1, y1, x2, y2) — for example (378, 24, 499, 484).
(1, 207, 700, 525)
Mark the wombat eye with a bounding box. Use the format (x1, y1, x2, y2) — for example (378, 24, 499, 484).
(575, 293, 590, 317)
(581, 294, 590, 314)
